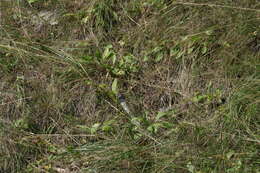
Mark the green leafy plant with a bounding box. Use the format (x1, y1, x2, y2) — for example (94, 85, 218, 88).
(170, 30, 214, 60)
(147, 110, 174, 134)
(101, 120, 116, 133)
(77, 123, 101, 134)
(96, 45, 139, 76)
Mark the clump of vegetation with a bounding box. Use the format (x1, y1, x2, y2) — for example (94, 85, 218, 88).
(0, 0, 259, 172)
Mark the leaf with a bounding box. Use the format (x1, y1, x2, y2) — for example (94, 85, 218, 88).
(147, 123, 163, 133)
(14, 118, 28, 129)
(43, 164, 51, 170)
(102, 45, 113, 60)
(176, 50, 185, 59)
(187, 162, 195, 173)
(156, 111, 168, 121)
(112, 68, 125, 76)
(143, 55, 149, 62)
(133, 133, 142, 140)
(123, 55, 133, 63)
(147, 125, 154, 133)
(76, 125, 90, 133)
(205, 30, 213, 35)
(112, 78, 118, 95)
(182, 36, 189, 41)
(155, 52, 164, 62)
(223, 41, 231, 47)
(102, 120, 116, 132)
(226, 150, 235, 160)
(82, 16, 89, 24)
(118, 40, 125, 46)
(90, 123, 100, 134)
(201, 46, 207, 54)
(170, 46, 180, 57)
(156, 110, 175, 121)
(102, 125, 112, 132)
(187, 47, 195, 54)
(151, 46, 162, 54)
(190, 35, 202, 42)
(27, 0, 40, 4)
(111, 54, 116, 65)
(161, 121, 173, 128)
(131, 117, 141, 127)
(106, 44, 113, 49)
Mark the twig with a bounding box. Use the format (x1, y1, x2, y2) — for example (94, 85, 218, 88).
(50, 117, 80, 145)
(120, 4, 141, 27)
(174, 1, 260, 13)
(0, 97, 32, 106)
(32, 134, 97, 137)
(243, 138, 260, 144)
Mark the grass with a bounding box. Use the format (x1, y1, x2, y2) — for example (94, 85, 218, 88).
(0, 0, 259, 172)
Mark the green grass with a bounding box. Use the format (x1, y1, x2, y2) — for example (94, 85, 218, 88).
(0, 0, 260, 172)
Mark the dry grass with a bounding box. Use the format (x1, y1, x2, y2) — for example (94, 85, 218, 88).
(0, 0, 259, 172)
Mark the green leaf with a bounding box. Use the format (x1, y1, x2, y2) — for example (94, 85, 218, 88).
(187, 162, 195, 173)
(102, 120, 116, 132)
(176, 51, 185, 59)
(133, 133, 142, 140)
(155, 52, 164, 62)
(82, 16, 89, 24)
(147, 123, 163, 133)
(147, 125, 154, 133)
(201, 46, 207, 54)
(27, 0, 40, 4)
(90, 123, 100, 134)
(223, 41, 231, 47)
(14, 118, 28, 129)
(112, 78, 118, 95)
(131, 117, 142, 127)
(102, 125, 112, 132)
(123, 55, 134, 63)
(156, 111, 168, 121)
(191, 35, 202, 42)
(151, 46, 162, 53)
(76, 125, 91, 133)
(112, 68, 125, 76)
(182, 36, 189, 41)
(205, 30, 213, 35)
(193, 95, 208, 103)
(111, 54, 116, 65)
(161, 121, 173, 128)
(187, 47, 195, 54)
(143, 55, 149, 62)
(170, 46, 180, 57)
(102, 45, 113, 60)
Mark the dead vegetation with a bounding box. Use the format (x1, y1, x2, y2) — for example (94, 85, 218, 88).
(0, 0, 259, 172)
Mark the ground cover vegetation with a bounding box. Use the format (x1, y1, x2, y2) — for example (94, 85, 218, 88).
(0, 0, 259, 172)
